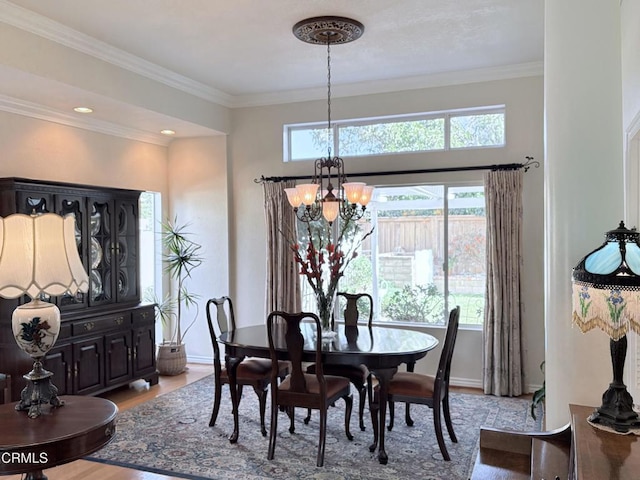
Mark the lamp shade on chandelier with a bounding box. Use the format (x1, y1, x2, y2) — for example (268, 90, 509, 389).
(286, 16, 373, 224)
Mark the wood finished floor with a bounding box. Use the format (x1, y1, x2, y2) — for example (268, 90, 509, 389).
(5, 363, 490, 480)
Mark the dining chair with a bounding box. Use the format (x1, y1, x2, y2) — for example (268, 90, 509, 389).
(205, 296, 289, 436)
(266, 310, 354, 467)
(370, 306, 461, 461)
(305, 292, 373, 431)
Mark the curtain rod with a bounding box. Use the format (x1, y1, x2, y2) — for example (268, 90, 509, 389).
(254, 156, 539, 183)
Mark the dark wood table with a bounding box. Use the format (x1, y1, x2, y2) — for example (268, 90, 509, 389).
(219, 323, 438, 464)
(0, 396, 117, 479)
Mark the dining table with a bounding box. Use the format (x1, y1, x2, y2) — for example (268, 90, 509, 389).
(218, 322, 438, 465)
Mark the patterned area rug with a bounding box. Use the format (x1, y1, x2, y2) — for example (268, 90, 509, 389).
(87, 375, 536, 480)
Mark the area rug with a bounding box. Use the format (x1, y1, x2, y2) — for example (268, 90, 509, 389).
(87, 375, 536, 480)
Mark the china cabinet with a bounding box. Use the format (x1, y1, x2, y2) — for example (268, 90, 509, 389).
(0, 177, 158, 401)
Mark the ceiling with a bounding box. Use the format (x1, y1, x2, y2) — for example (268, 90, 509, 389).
(0, 0, 544, 145)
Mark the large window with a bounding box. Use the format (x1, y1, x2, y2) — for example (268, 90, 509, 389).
(286, 106, 505, 162)
(299, 184, 486, 327)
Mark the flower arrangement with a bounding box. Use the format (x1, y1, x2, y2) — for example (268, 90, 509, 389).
(289, 218, 373, 332)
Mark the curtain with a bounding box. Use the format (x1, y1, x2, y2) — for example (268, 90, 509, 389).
(483, 169, 524, 396)
(263, 180, 301, 314)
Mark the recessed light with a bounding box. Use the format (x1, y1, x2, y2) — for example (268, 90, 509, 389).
(73, 107, 93, 113)
(160, 129, 176, 136)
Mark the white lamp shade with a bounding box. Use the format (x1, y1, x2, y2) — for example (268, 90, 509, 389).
(284, 187, 302, 207)
(322, 199, 340, 223)
(0, 213, 89, 299)
(297, 184, 319, 206)
(359, 185, 375, 207)
(343, 182, 365, 204)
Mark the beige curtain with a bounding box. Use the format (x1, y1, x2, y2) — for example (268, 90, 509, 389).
(263, 181, 301, 314)
(483, 169, 524, 396)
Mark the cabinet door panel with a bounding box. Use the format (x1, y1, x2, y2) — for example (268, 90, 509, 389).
(105, 331, 132, 386)
(133, 325, 156, 376)
(73, 336, 104, 395)
(43, 343, 73, 396)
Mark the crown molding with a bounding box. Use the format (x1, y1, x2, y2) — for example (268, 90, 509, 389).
(0, 0, 544, 110)
(0, 0, 234, 108)
(0, 94, 170, 146)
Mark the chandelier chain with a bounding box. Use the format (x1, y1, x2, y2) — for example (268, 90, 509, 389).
(326, 38, 332, 158)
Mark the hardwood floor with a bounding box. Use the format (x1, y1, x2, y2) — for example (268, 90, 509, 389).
(4, 363, 212, 480)
(2, 363, 508, 480)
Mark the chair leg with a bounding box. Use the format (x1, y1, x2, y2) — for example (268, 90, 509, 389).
(405, 402, 414, 426)
(344, 394, 354, 441)
(267, 404, 278, 460)
(289, 406, 295, 433)
(387, 400, 395, 431)
(304, 408, 312, 424)
(368, 389, 379, 453)
(358, 386, 366, 431)
(208, 378, 222, 427)
(433, 402, 451, 461)
(253, 387, 268, 437)
(317, 408, 327, 467)
(443, 393, 457, 443)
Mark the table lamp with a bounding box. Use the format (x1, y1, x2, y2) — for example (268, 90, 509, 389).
(572, 221, 640, 433)
(0, 213, 89, 418)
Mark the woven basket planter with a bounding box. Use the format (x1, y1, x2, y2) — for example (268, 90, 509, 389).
(156, 343, 187, 376)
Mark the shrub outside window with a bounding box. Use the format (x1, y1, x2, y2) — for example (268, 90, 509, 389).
(298, 184, 487, 327)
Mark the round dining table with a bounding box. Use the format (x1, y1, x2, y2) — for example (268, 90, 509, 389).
(219, 323, 438, 464)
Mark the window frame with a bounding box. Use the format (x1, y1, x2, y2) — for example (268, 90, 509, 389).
(284, 105, 505, 162)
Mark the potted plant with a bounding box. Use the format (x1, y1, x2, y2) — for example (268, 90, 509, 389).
(155, 217, 203, 375)
(530, 361, 545, 425)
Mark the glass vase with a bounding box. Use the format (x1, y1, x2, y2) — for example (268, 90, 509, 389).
(316, 291, 337, 340)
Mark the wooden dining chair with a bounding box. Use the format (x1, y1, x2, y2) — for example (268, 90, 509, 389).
(266, 310, 353, 467)
(371, 306, 461, 461)
(305, 292, 373, 431)
(205, 296, 289, 436)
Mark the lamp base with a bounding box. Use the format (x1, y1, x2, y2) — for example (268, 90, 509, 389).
(15, 360, 64, 419)
(588, 381, 640, 433)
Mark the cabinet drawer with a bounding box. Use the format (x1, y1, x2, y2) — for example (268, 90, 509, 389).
(132, 306, 155, 326)
(57, 322, 72, 341)
(72, 313, 131, 336)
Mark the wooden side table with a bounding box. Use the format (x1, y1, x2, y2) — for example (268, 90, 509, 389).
(0, 396, 117, 480)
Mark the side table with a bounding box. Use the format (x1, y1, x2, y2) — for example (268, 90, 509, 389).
(0, 396, 117, 479)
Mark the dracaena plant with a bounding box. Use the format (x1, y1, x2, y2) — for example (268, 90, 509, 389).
(158, 217, 203, 345)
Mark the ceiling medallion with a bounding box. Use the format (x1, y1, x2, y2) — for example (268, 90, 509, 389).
(292, 16, 364, 45)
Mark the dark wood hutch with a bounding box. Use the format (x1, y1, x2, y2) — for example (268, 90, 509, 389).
(0, 177, 158, 401)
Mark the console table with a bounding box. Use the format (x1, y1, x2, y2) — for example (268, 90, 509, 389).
(471, 404, 640, 479)
(0, 396, 117, 479)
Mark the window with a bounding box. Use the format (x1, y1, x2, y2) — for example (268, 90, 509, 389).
(285, 107, 505, 161)
(299, 184, 486, 327)
(139, 191, 163, 339)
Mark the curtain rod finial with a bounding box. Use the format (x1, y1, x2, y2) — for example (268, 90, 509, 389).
(523, 156, 540, 172)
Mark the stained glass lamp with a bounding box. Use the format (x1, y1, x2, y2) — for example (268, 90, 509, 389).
(572, 221, 640, 432)
(0, 213, 89, 418)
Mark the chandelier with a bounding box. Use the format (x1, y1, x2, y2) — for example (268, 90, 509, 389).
(285, 16, 374, 225)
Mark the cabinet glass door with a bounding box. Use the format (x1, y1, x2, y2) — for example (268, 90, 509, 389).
(57, 196, 88, 310)
(89, 199, 114, 306)
(115, 199, 139, 303)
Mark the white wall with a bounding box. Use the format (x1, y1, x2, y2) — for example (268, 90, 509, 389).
(229, 76, 545, 389)
(167, 136, 229, 363)
(0, 110, 168, 192)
